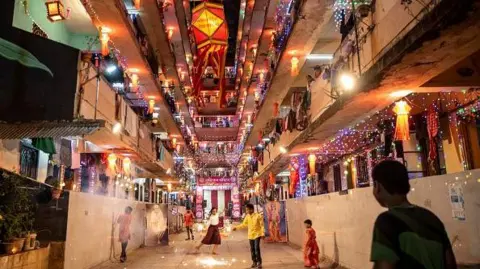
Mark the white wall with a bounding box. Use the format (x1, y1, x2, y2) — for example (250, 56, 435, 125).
(0, 139, 20, 172)
(64, 192, 166, 269)
(286, 169, 480, 269)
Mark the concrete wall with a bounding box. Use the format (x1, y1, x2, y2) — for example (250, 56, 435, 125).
(0, 246, 50, 269)
(286, 169, 480, 268)
(64, 192, 165, 269)
(0, 139, 49, 182)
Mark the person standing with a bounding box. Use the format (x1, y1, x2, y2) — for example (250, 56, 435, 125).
(233, 204, 265, 268)
(184, 207, 195, 240)
(370, 160, 457, 269)
(303, 219, 320, 268)
(196, 207, 221, 255)
(117, 206, 133, 263)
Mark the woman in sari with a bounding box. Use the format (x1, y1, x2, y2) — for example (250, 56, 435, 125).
(303, 219, 320, 268)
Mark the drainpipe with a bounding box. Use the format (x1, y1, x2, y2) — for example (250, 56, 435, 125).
(94, 74, 100, 120)
(351, 0, 362, 76)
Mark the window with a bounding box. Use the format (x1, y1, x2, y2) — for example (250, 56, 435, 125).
(355, 155, 369, 187)
(333, 164, 342, 191)
(20, 143, 39, 179)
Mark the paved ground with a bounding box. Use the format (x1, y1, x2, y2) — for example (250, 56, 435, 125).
(92, 230, 341, 269)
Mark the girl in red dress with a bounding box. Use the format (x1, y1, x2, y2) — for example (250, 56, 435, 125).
(303, 219, 320, 268)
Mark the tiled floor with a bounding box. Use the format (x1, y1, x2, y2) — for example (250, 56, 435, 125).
(92, 231, 341, 269)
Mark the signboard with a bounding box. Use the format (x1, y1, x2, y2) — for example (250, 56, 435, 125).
(449, 183, 466, 221)
(232, 186, 241, 219)
(195, 187, 204, 220)
(197, 177, 236, 186)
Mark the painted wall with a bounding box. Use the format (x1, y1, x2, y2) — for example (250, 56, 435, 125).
(11, 0, 99, 50)
(286, 169, 480, 269)
(64, 192, 166, 269)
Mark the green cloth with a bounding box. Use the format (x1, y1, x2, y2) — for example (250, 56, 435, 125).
(32, 138, 56, 155)
(370, 205, 451, 268)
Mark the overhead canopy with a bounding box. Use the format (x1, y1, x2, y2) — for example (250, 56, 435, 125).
(0, 120, 105, 139)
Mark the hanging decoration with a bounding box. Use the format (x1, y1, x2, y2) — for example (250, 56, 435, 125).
(130, 73, 139, 90)
(123, 157, 131, 174)
(308, 153, 316, 176)
(133, 0, 141, 10)
(289, 159, 299, 196)
(393, 100, 411, 141)
(148, 99, 155, 114)
(291, 56, 299, 76)
(45, 0, 67, 22)
(107, 153, 117, 169)
(333, 0, 373, 29)
(99, 27, 111, 57)
(191, 2, 228, 107)
(298, 155, 308, 197)
(426, 104, 439, 161)
(273, 102, 279, 118)
(167, 27, 174, 40)
(269, 172, 275, 185)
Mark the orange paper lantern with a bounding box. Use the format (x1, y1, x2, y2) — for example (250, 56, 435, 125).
(100, 27, 111, 57)
(291, 56, 299, 76)
(308, 154, 317, 176)
(148, 99, 155, 114)
(393, 101, 412, 141)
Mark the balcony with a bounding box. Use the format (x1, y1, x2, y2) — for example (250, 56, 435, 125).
(251, 0, 480, 177)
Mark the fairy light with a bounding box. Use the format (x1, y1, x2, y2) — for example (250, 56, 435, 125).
(22, 1, 48, 35)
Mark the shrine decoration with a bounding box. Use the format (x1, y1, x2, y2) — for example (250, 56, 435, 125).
(191, 1, 228, 107)
(99, 27, 111, 57)
(308, 153, 316, 176)
(393, 100, 411, 141)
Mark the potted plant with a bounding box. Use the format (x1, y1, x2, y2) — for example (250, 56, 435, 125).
(51, 180, 62, 200)
(0, 169, 35, 254)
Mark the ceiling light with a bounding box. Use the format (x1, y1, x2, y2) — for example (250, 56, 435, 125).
(112, 122, 122, 134)
(339, 73, 356, 91)
(106, 65, 117, 73)
(279, 146, 287, 154)
(306, 54, 333, 60)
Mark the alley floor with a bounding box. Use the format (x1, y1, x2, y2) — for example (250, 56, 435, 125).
(92, 230, 341, 269)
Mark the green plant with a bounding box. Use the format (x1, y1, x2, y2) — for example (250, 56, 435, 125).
(0, 169, 36, 241)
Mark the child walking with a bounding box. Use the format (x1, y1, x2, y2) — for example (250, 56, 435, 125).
(184, 207, 195, 240)
(303, 219, 320, 268)
(233, 204, 265, 268)
(117, 206, 133, 263)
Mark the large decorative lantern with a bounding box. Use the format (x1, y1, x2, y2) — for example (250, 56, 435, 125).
(45, 1, 67, 22)
(191, 1, 228, 106)
(393, 100, 412, 141)
(100, 27, 111, 57)
(123, 157, 131, 174)
(107, 153, 117, 169)
(308, 153, 317, 176)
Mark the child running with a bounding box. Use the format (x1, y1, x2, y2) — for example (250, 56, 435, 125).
(303, 219, 320, 268)
(233, 203, 265, 268)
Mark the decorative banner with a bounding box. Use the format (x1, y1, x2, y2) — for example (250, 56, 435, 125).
(197, 177, 237, 186)
(232, 186, 241, 219)
(263, 200, 287, 242)
(195, 187, 204, 220)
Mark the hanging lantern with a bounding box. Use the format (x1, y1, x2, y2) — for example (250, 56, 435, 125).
(123, 157, 131, 174)
(291, 56, 299, 76)
(107, 153, 117, 169)
(172, 137, 177, 148)
(176, 144, 181, 153)
(273, 102, 279, 118)
(269, 172, 275, 185)
(99, 27, 111, 57)
(393, 100, 412, 141)
(308, 153, 317, 176)
(259, 71, 265, 83)
(167, 183, 172, 192)
(148, 99, 155, 114)
(131, 73, 139, 90)
(167, 27, 174, 40)
(133, 0, 141, 10)
(45, 1, 67, 22)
